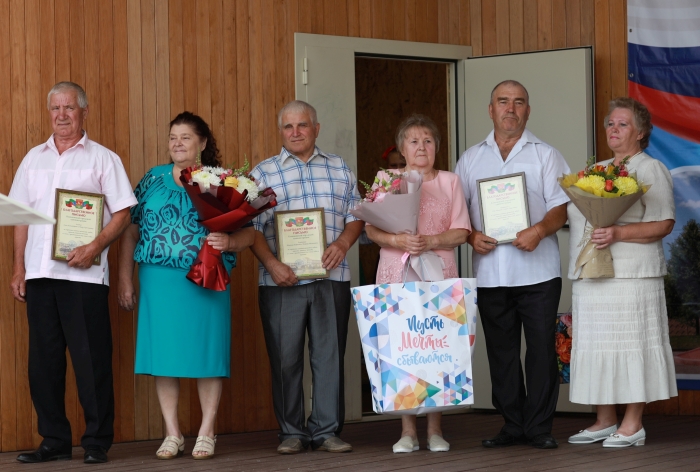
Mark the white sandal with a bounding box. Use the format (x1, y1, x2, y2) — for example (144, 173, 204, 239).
(192, 435, 216, 460)
(156, 435, 185, 459)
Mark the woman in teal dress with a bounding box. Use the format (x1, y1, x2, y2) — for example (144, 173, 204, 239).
(118, 112, 254, 460)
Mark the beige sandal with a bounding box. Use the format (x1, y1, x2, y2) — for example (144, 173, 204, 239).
(192, 435, 216, 460)
(156, 435, 185, 459)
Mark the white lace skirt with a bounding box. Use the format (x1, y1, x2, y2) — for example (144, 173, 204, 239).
(569, 277, 677, 405)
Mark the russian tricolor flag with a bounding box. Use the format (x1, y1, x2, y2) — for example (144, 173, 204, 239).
(628, 1, 700, 390)
(628, 1, 700, 251)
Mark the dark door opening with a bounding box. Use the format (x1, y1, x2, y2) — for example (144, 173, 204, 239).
(354, 56, 451, 415)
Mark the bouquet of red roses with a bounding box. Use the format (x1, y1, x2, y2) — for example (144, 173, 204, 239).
(180, 161, 276, 291)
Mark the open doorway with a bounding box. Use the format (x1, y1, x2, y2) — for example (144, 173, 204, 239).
(354, 56, 451, 415)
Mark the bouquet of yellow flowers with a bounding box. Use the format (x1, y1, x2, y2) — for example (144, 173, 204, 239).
(559, 156, 650, 278)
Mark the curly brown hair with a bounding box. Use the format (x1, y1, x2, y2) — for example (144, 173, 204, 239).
(604, 97, 653, 150)
(169, 111, 222, 166)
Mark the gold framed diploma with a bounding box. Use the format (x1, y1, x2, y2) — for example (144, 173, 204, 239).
(274, 207, 330, 280)
(52, 189, 105, 265)
(476, 172, 531, 244)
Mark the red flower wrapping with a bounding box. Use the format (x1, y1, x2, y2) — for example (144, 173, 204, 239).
(180, 167, 276, 291)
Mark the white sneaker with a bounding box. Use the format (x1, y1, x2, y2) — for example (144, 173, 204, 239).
(568, 424, 619, 444)
(427, 435, 450, 452)
(602, 427, 646, 448)
(393, 436, 419, 453)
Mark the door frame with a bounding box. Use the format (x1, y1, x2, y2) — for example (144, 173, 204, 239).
(295, 34, 472, 173)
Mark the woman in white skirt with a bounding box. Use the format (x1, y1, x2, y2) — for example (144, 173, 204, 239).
(566, 97, 676, 448)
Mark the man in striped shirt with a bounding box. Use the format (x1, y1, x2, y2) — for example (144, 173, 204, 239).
(250, 100, 363, 455)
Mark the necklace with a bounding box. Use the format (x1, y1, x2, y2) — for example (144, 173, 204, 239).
(406, 167, 437, 181)
(615, 150, 642, 166)
(422, 169, 438, 181)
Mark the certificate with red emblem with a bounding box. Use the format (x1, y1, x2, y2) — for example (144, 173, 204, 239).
(274, 207, 329, 280)
(52, 189, 105, 265)
(476, 172, 531, 244)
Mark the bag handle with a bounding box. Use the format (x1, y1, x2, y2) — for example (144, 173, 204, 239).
(402, 254, 411, 285)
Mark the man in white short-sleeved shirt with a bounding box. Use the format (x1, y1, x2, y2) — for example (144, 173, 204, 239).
(9, 82, 136, 465)
(455, 80, 570, 450)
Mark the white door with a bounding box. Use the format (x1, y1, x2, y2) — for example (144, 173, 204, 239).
(295, 34, 594, 418)
(299, 45, 363, 421)
(462, 48, 595, 413)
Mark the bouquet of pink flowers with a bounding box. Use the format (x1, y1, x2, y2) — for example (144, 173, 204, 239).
(352, 170, 444, 281)
(360, 172, 403, 203)
(351, 169, 422, 235)
(180, 161, 276, 291)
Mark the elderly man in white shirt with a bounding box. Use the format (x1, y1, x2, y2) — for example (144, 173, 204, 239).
(9, 82, 136, 465)
(455, 80, 569, 450)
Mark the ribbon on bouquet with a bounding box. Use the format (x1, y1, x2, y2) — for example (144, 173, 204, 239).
(186, 241, 230, 291)
(400, 251, 445, 282)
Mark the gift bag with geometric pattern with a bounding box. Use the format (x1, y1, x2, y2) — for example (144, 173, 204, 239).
(351, 278, 478, 415)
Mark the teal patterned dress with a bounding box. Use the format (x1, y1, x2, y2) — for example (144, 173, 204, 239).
(132, 163, 236, 378)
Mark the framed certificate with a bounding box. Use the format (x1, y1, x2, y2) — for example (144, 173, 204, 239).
(476, 172, 531, 244)
(274, 207, 330, 280)
(52, 189, 105, 265)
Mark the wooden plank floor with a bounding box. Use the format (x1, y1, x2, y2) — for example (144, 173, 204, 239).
(1, 412, 699, 471)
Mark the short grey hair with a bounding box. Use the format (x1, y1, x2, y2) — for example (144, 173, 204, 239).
(47, 82, 89, 110)
(604, 97, 653, 150)
(395, 114, 441, 153)
(277, 100, 318, 128)
(489, 80, 529, 105)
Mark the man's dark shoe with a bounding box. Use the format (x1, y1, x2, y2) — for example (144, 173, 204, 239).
(83, 446, 108, 464)
(530, 433, 558, 449)
(482, 431, 523, 448)
(16, 444, 72, 463)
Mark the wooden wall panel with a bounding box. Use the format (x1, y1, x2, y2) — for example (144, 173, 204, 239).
(0, 0, 646, 453)
(481, 0, 497, 55)
(594, 0, 612, 161)
(113, 0, 134, 443)
(523, 0, 538, 51)
(537, 0, 552, 50)
(22, 0, 42, 450)
(566, 0, 582, 47)
(448, 0, 460, 44)
(0, 0, 12, 454)
(509, 0, 524, 53)
(469, 0, 482, 56)
(495, 0, 509, 54)
(458, 0, 470, 45)
(438, 0, 449, 44)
